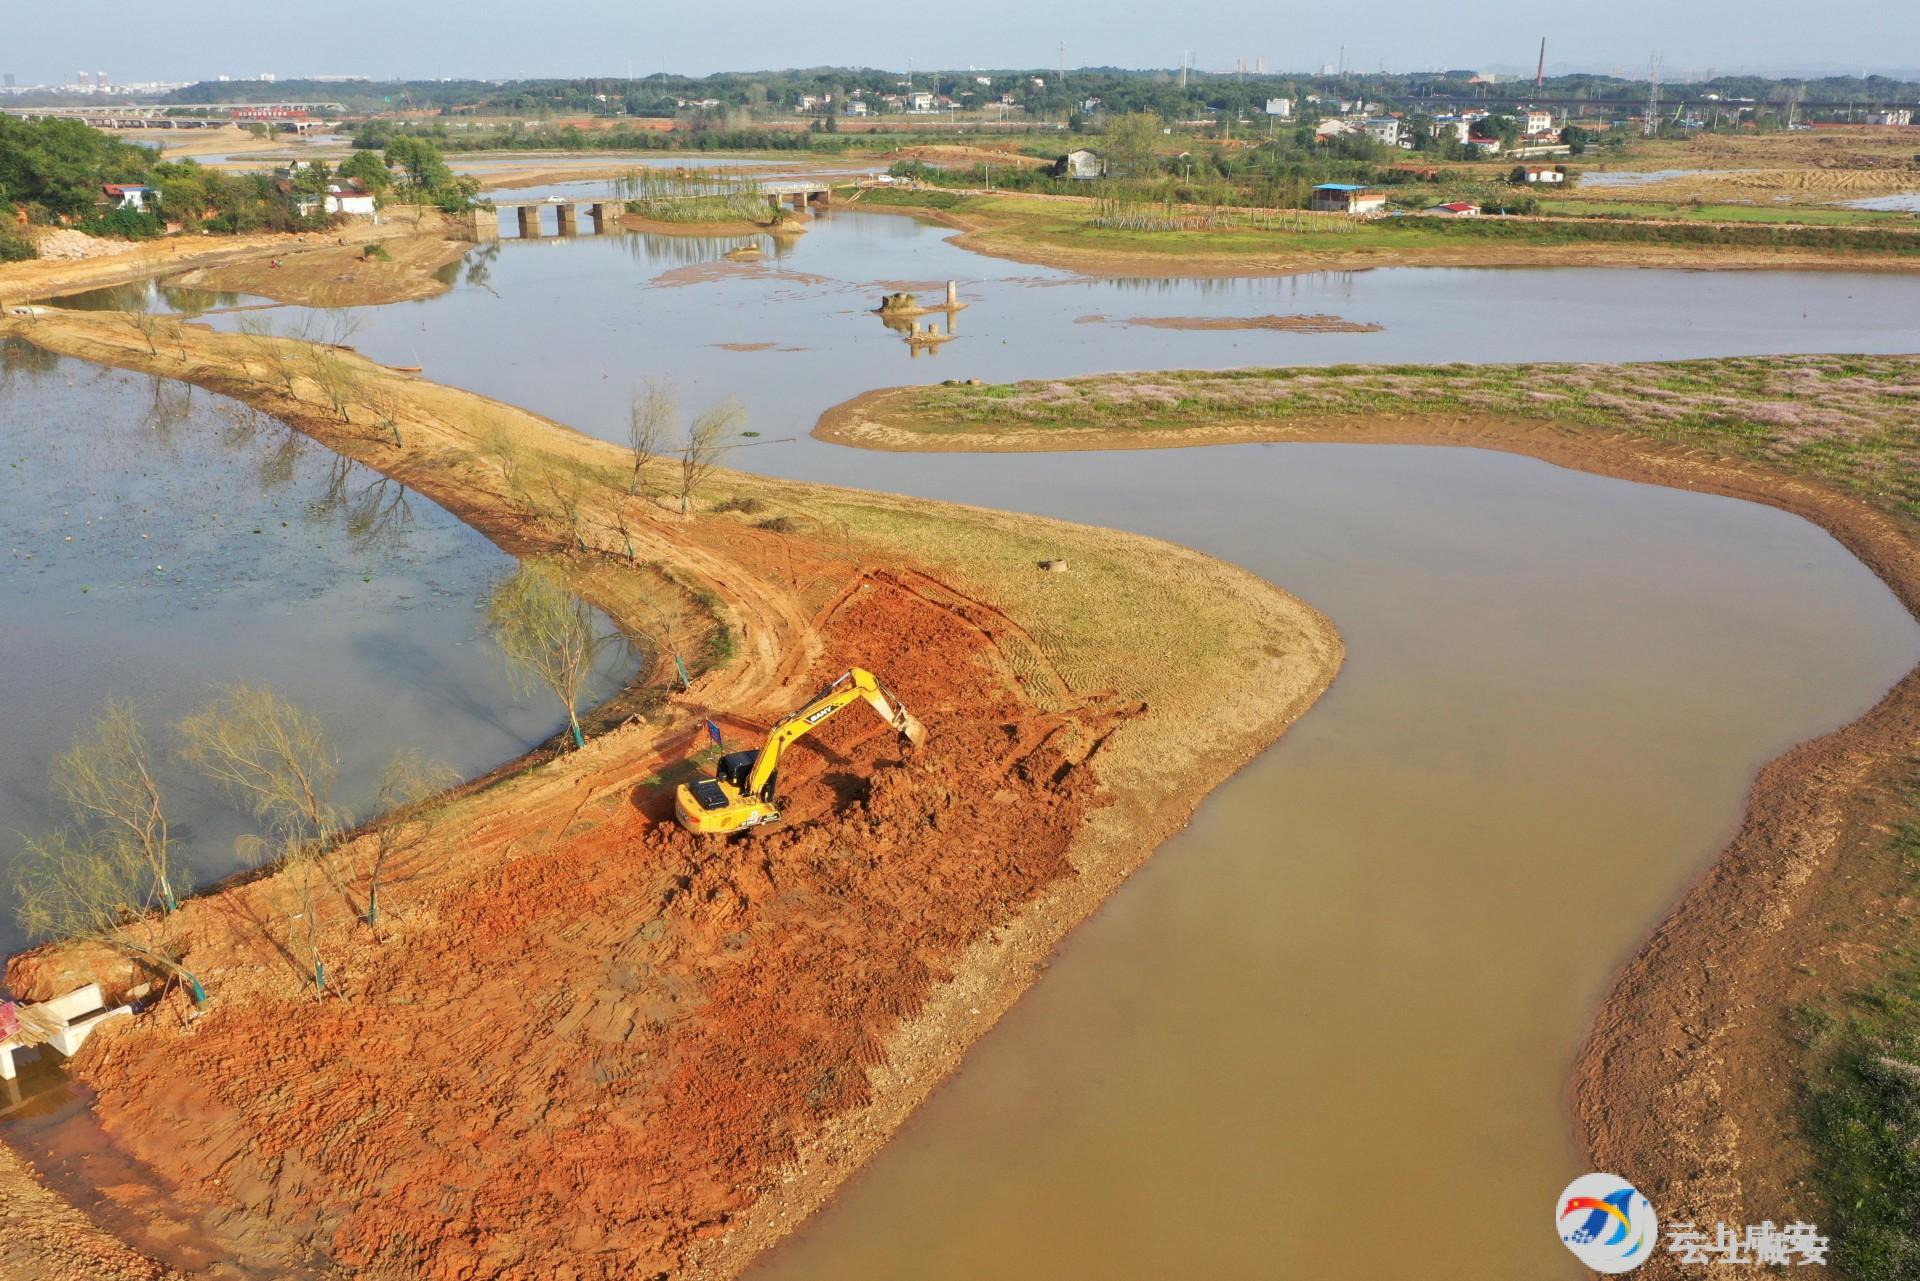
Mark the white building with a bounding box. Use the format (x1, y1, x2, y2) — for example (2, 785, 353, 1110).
(100, 183, 151, 210)
(1059, 148, 1107, 180)
(1310, 183, 1387, 213)
(1364, 117, 1401, 146)
(907, 91, 935, 113)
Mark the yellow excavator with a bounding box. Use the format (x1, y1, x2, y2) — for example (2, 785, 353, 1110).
(674, 668, 927, 835)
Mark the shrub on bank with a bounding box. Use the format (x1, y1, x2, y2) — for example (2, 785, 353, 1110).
(0, 202, 33, 261)
(77, 207, 164, 241)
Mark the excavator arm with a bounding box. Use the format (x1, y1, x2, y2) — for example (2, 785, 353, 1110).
(675, 668, 926, 835)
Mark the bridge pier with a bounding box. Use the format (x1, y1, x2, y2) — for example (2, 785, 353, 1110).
(808, 188, 831, 210)
(516, 206, 541, 239)
(587, 202, 609, 234)
(556, 203, 580, 236)
(469, 207, 500, 241)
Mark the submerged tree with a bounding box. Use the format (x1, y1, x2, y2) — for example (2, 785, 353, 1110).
(13, 832, 209, 1008)
(177, 685, 340, 995)
(52, 699, 179, 913)
(486, 560, 624, 750)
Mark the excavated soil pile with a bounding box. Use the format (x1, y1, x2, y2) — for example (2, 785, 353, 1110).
(58, 575, 1112, 1280)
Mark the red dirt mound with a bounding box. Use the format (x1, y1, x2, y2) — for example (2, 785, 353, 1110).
(60, 570, 1113, 1279)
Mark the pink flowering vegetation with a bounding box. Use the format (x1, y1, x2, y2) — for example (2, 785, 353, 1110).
(915, 354, 1920, 518)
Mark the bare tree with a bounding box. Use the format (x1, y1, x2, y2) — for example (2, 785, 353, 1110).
(236, 313, 304, 395)
(544, 470, 588, 552)
(628, 379, 675, 495)
(127, 310, 163, 358)
(52, 700, 179, 913)
(482, 422, 531, 511)
(13, 832, 209, 1008)
(177, 685, 340, 995)
(486, 560, 624, 750)
(679, 397, 744, 515)
(308, 347, 365, 423)
(362, 751, 457, 929)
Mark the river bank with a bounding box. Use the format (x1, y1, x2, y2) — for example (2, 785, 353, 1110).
(816, 366, 1920, 1275)
(1, 210, 474, 311)
(853, 190, 1920, 278)
(0, 303, 1338, 1278)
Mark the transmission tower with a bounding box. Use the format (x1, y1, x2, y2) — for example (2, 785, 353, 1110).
(1644, 55, 1662, 137)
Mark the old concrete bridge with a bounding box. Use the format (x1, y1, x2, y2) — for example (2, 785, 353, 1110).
(479, 179, 837, 240)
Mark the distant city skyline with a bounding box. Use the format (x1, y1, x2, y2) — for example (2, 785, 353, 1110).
(6, 0, 1919, 86)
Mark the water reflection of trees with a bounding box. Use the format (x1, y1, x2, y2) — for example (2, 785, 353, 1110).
(314, 455, 416, 553)
(1096, 272, 1362, 300)
(0, 336, 60, 387)
(143, 375, 195, 443)
(45, 279, 242, 315)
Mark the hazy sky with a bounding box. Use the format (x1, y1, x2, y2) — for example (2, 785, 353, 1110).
(7, 0, 1916, 85)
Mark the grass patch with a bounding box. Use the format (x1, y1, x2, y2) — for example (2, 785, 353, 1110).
(1798, 805, 1920, 1279)
(890, 356, 1920, 521)
(944, 191, 1920, 261)
(852, 186, 967, 211)
(1538, 199, 1914, 227)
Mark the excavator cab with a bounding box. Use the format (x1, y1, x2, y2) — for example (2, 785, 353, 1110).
(674, 668, 925, 836)
(715, 750, 759, 791)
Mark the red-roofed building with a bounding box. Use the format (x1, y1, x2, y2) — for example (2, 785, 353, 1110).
(101, 183, 153, 210)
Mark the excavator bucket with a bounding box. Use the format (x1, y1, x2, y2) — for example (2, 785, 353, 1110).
(895, 708, 928, 751)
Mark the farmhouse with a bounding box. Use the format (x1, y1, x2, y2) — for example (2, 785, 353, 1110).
(100, 183, 152, 210)
(1514, 164, 1567, 184)
(1310, 183, 1387, 214)
(1423, 201, 1481, 216)
(279, 177, 377, 217)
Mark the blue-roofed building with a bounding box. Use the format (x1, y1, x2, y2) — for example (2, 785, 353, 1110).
(1310, 183, 1386, 214)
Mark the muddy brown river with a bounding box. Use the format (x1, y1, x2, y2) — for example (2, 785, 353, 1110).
(28, 207, 1920, 1275)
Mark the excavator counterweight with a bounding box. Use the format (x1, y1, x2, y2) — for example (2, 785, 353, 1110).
(674, 668, 926, 835)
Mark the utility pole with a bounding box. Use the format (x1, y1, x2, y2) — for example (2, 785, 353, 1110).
(1058, 41, 1067, 86)
(1179, 50, 1190, 90)
(1535, 37, 1546, 89)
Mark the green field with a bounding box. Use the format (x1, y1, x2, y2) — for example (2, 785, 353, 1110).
(1537, 197, 1915, 226)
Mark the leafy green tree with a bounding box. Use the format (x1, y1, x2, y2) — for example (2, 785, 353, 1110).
(0, 115, 155, 217)
(1103, 112, 1164, 179)
(383, 135, 455, 196)
(337, 149, 393, 193)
